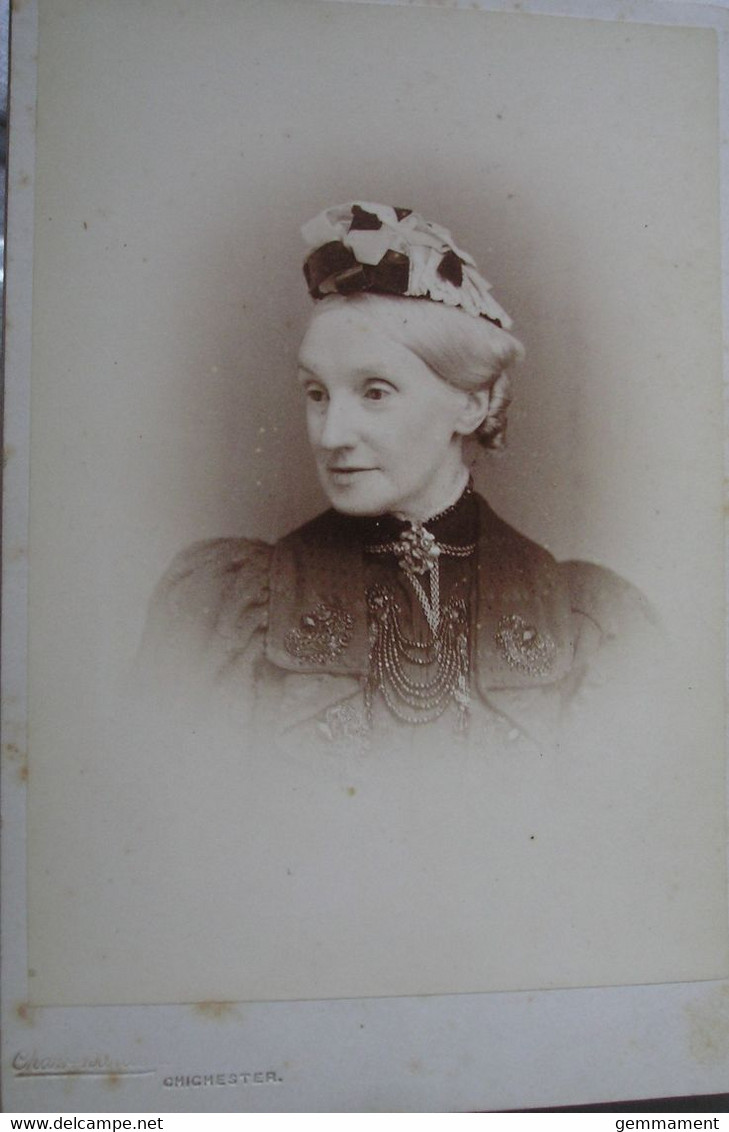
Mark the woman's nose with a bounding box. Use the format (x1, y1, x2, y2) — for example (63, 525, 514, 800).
(318, 396, 357, 449)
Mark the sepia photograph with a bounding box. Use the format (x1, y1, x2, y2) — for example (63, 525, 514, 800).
(2, 0, 728, 1113)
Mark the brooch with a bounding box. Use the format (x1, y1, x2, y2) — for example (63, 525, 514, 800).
(392, 523, 441, 575)
(495, 614, 556, 677)
(284, 602, 354, 665)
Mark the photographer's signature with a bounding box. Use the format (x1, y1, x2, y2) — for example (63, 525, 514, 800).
(12, 1051, 154, 1079)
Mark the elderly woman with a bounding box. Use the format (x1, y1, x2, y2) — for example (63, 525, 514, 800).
(141, 201, 657, 758)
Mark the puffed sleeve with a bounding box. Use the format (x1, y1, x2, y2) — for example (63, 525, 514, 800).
(134, 538, 273, 714)
(560, 558, 665, 712)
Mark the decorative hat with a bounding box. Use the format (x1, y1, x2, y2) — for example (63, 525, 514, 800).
(301, 201, 513, 329)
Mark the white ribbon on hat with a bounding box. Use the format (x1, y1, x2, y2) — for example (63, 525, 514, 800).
(301, 201, 513, 328)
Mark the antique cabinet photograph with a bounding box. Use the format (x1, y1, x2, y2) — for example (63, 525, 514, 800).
(2, 0, 728, 1113)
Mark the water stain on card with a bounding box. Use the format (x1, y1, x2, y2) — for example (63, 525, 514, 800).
(685, 985, 729, 1065)
(4, 741, 28, 781)
(193, 1001, 238, 1021)
(16, 1003, 36, 1025)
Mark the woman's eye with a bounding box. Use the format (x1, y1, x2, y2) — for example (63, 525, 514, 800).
(364, 385, 391, 402)
(305, 387, 327, 403)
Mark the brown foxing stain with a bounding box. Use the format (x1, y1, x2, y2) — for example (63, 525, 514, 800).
(4, 741, 25, 764)
(346, 786, 356, 797)
(3, 444, 16, 468)
(194, 1001, 237, 1021)
(16, 1003, 36, 1025)
(18, 763, 28, 784)
(11, 0, 28, 11)
(684, 985, 729, 1066)
(105, 1073, 122, 1090)
(18, 172, 31, 187)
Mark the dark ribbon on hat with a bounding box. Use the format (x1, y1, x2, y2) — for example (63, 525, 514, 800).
(304, 241, 410, 300)
(303, 209, 500, 325)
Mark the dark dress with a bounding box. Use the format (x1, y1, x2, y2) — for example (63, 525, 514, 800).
(139, 490, 660, 759)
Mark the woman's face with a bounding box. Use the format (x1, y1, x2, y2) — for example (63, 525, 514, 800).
(297, 302, 476, 519)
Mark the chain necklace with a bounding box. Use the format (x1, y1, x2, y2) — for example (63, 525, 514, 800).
(364, 482, 475, 731)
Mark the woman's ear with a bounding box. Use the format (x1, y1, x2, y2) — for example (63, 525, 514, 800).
(453, 388, 490, 436)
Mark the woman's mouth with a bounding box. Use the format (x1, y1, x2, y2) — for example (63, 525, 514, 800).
(326, 467, 375, 484)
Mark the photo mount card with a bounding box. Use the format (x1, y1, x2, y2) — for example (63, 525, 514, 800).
(2, 0, 728, 1113)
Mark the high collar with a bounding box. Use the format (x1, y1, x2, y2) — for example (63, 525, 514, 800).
(323, 482, 479, 551)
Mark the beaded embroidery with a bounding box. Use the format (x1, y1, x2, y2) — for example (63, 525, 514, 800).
(284, 602, 354, 665)
(319, 702, 371, 754)
(366, 586, 471, 730)
(495, 613, 555, 676)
